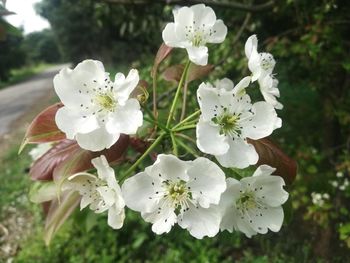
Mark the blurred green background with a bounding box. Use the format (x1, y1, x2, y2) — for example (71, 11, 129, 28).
(1, 0, 350, 262)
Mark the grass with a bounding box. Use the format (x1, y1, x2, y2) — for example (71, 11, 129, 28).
(0, 63, 54, 90)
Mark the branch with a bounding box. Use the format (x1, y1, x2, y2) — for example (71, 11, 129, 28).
(101, 0, 275, 12)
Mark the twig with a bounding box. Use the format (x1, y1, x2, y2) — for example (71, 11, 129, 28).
(101, 0, 275, 12)
(215, 12, 251, 67)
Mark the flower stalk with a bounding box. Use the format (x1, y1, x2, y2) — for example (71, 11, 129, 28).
(166, 60, 191, 128)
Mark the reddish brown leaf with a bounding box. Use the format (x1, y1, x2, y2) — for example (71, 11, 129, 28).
(129, 137, 149, 153)
(248, 138, 298, 184)
(187, 63, 214, 83)
(151, 43, 173, 77)
(30, 139, 78, 181)
(163, 64, 214, 83)
(30, 135, 130, 181)
(19, 103, 66, 153)
(44, 190, 80, 245)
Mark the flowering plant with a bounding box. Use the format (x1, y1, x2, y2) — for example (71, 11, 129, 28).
(21, 4, 297, 245)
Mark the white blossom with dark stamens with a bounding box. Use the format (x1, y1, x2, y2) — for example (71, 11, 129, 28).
(162, 4, 227, 65)
(196, 79, 281, 168)
(219, 165, 289, 237)
(245, 35, 283, 109)
(68, 155, 125, 229)
(121, 154, 226, 239)
(54, 60, 143, 151)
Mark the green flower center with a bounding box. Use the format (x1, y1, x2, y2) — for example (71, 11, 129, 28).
(95, 93, 116, 112)
(213, 110, 240, 137)
(165, 180, 191, 210)
(192, 33, 204, 47)
(236, 191, 257, 211)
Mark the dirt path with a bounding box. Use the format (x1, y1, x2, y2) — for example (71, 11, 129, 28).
(0, 64, 68, 140)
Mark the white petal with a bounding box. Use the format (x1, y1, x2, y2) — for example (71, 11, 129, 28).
(191, 4, 216, 27)
(242, 101, 280, 140)
(235, 214, 258, 238)
(53, 68, 92, 108)
(162, 23, 184, 48)
(55, 107, 99, 139)
(207, 19, 227, 43)
(215, 78, 234, 92)
(197, 82, 221, 121)
(186, 46, 208, 66)
(219, 178, 241, 232)
(248, 50, 262, 82)
(80, 195, 94, 210)
(258, 75, 283, 110)
(142, 200, 177, 235)
(97, 186, 115, 206)
(252, 164, 276, 177)
(246, 205, 284, 234)
(75, 126, 120, 151)
(232, 76, 251, 96)
(173, 6, 194, 44)
(245, 35, 258, 58)
(196, 118, 229, 156)
(249, 175, 289, 207)
(114, 69, 139, 105)
(91, 155, 116, 187)
(178, 203, 221, 239)
(187, 157, 226, 208)
(73, 59, 106, 83)
(259, 52, 276, 76)
(105, 99, 143, 135)
(216, 138, 258, 168)
(108, 205, 125, 229)
(146, 154, 190, 182)
(121, 171, 161, 213)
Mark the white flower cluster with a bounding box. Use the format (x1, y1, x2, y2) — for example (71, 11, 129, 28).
(311, 192, 330, 207)
(330, 171, 349, 191)
(50, 4, 289, 239)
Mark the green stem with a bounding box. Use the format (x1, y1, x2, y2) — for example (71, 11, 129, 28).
(120, 133, 165, 181)
(172, 110, 200, 129)
(173, 124, 197, 132)
(166, 60, 191, 128)
(175, 136, 199, 157)
(152, 70, 158, 120)
(170, 132, 178, 155)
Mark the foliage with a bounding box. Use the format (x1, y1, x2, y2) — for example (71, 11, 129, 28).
(22, 29, 62, 64)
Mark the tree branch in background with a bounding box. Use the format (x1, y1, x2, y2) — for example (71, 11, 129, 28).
(215, 12, 251, 67)
(101, 0, 275, 12)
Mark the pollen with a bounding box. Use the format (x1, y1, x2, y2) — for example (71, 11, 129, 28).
(95, 92, 116, 112)
(213, 110, 241, 137)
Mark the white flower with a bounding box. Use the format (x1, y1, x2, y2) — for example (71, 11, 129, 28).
(336, 171, 344, 178)
(311, 192, 329, 207)
(331, 180, 339, 188)
(122, 154, 226, 239)
(258, 75, 283, 110)
(196, 79, 281, 168)
(219, 165, 288, 237)
(29, 143, 53, 161)
(245, 35, 276, 81)
(68, 155, 125, 229)
(162, 4, 227, 65)
(54, 60, 143, 151)
(245, 35, 283, 109)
